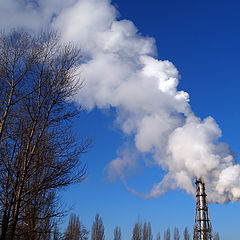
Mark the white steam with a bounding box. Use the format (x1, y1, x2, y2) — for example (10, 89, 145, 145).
(2, 0, 239, 203)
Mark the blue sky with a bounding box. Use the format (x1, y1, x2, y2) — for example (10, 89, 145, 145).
(60, 1, 240, 239)
(1, 0, 240, 239)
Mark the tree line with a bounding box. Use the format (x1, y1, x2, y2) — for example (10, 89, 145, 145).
(58, 213, 220, 240)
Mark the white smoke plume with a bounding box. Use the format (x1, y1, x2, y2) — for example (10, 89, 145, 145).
(2, 0, 239, 203)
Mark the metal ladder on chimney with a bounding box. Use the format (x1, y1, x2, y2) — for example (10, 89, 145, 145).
(193, 178, 214, 240)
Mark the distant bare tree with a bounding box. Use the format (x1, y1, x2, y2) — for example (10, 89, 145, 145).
(156, 232, 160, 240)
(164, 228, 170, 240)
(91, 214, 104, 240)
(214, 232, 220, 240)
(174, 227, 180, 240)
(143, 222, 152, 240)
(183, 227, 190, 240)
(53, 223, 61, 240)
(0, 30, 90, 240)
(65, 214, 88, 240)
(113, 226, 121, 240)
(132, 220, 142, 240)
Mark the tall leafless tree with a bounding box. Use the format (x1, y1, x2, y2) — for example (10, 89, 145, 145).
(0, 30, 90, 240)
(174, 227, 180, 240)
(156, 232, 161, 240)
(132, 220, 142, 240)
(143, 222, 152, 240)
(113, 226, 121, 240)
(183, 227, 190, 240)
(164, 228, 170, 240)
(91, 213, 104, 240)
(65, 214, 88, 240)
(53, 223, 61, 240)
(214, 232, 220, 240)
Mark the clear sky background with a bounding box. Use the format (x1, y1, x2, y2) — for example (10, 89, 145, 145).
(1, 0, 240, 239)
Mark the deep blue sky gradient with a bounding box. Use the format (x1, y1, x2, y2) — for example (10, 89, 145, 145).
(61, 1, 240, 239)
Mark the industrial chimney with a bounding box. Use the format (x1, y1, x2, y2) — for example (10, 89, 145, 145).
(193, 178, 214, 240)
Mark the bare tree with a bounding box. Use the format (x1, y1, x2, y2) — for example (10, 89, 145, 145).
(132, 220, 142, 240)
(214, 232, 220, 240)
(156, 232, 160, 240)
(143, 222, 152, 240)
(91, 213, 104, 240)
(183, 227, 190, 240)
(174, 227, 180, 240)
(0, 30, 90, 240)
(65, 214, 88, 240)
(164, 228, 170, 240)
(113, 226, 121, 240)
(53, 223, 61, 240)
(15, 189, 60, 239)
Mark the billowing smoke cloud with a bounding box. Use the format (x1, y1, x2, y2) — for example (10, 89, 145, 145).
(2, 0, 239, 203)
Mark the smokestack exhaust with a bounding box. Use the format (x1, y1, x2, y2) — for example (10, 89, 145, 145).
(193, 178, 214, 240)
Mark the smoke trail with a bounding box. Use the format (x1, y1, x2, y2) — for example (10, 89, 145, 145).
(2, 0, 239, 203)
(52, 0, 239, 203)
